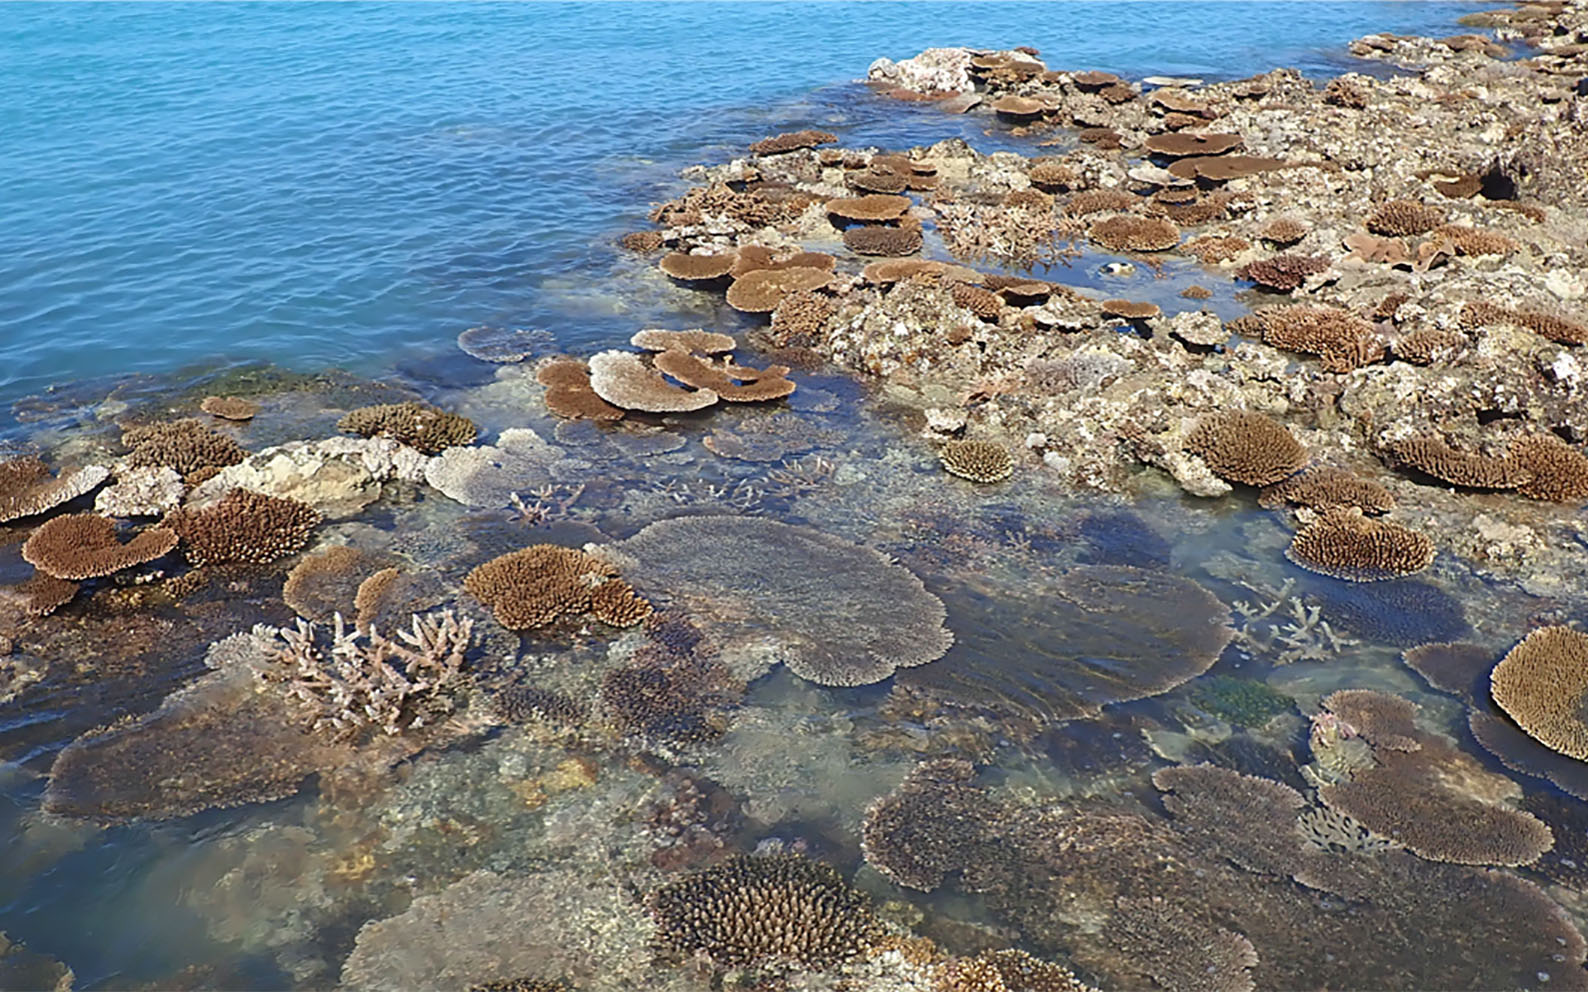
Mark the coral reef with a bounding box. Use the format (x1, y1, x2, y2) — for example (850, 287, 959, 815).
(1235, 253, 1330, 292)
(1285, 508, 1435, 581)
(165, 489, 321, 565)
(1087, 214, 1179, 251)
(608, 515, 952, 686)
(1183, 411, 1305, 486)
(648, 853, 880, 971)
(939, 439, 1015, 483)
(464, 544, 649, 630)
(21, 513, 177, 579)
(337, 402, 478, 455)
(750, 129, 837, 155)
(0, 457, 110, 522)
(123, 418, 248, 480)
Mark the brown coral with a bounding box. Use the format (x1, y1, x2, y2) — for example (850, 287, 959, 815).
(652, 351, 796, 402)
(21, 513, 178, 580)
(1392, 327, 1466, 365)
(991, 94, 1046, 118)
(282, 545, 388, 623)
(200, 396, 258, 421)
(8, 571, 80, 617)
(618, 230, 664, 253)
(1286, 508, 1435, 581)
(847, 169, 910, 194)
(1028, 160, 1079, 190)
(1491, 627, 1588, 762)
(123, 419, 247, 479)
(1257, 217, 1307, 246)
(1250, 305, 1385, 372)
(952, 282, 1004, 320)
(1168, 155, 1287, 181)
(826, 194, 911, 222)
(1182, 234, 1251, 264)
(1065, 189, 1138, 216)
(337, 402, 477, 455)
(536, 359, 625, 421)
(629, 328, 735, 354)
(657, 252, 735, 281)
(1143, 132, 1243, 157)
(843, 224, 923, 256)
(1366, 200, 1444, 237)
(1088, 215, 1180, 252)
(1259, 466, 1396, 514)
(1101, 299, 1160, 320)
(729, 245, 835, 278)
(749, 129, 836, 155)
(1184, 411, 1306, 486)
(165, 489, 321, 566)
(1236, 253, 1329, 292)
(1387, 435, 1524, 489)
(768, 289, 835, 347)
(587, 350, 718, 412)
(648, 854, 880, 971)
(861, 759, 996, 891)
(940, 439, 1015, 483)
(0, 457, 110, 523)
(726, 266, 832, 313)
(1509, 434, 1588, 502)
(463, 544, 647, 631)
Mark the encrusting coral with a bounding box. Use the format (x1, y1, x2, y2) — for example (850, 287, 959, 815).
(336, 402, 477, 455)
(1490, 626, 1588, 762)
(648, 853, 881, 971)
(939, 438, 1015, 483)
(0, 456, 110, 523)
(21, 513, 178, 580)
(1183, 410, 1306, 486)
(1285, 507, 1435, 581)
(165, 489, 321, 566)
(123, 418, 248, 481)
(463, 544, 650, 631)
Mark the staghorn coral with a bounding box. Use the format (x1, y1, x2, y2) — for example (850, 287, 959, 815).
(609, 515, 952, 686)
(21, 513, 178, 579)
(648, 853, 881, 971)
(725, 266, 832, 313)
(1088, 214, 1180, 252)
(652, 350, 797, 402)
(587, 350, 718, 412)
(1259, 466, 1395, 514)
(1491, 626, 1588, 762)
(256, 610, 473, 742)
(1286, 508, 1435, 581)
(123, 419, 247, 480)
(464, 544, 648, 631)
(1365, 199, 1444, 236)
(535, 359, 625, 421)
(1183, 410, 1305, 486)
(0, 457, 109, 523)
(843, 224, 923, 256)
(165, 489, 321, 565)
(1386, 435, 1524, 489)
(1392, 326, 1465, 365)
(1509, 433, 1588, 502)
(939, 439, 1015, 483)
(749, 129, 836, 155)
(337, 402, 477, 455)
(1236, 253, 1329, 292)
(1248, 305, 1384, 372)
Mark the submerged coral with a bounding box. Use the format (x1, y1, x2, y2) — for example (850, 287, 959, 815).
(939, 439, 1015, 483)
(1286, 508, 1435, 581)
(464, 544, 649, 631)
(21, 513, 177, 579)
(0, 457, 110, 523)
(166, 489, 321, 565)
(1490, 626, 1588, 762)
(648, 854, 880, 971)
(337, 402, 477, 455)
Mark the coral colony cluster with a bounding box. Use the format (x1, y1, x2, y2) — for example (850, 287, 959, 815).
(4, 1, 1588, 988)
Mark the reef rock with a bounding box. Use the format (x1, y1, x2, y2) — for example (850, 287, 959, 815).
(189, 437, 426, 518)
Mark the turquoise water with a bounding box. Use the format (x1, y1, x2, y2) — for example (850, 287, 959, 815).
(1, 1, 1490, 422)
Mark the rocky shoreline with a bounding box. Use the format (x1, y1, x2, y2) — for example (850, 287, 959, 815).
(618, 1, 1588, 601)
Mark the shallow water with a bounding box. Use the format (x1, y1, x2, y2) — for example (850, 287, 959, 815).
(4, 2, 1574, 989)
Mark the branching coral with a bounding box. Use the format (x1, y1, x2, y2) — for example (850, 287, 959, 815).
(123, 418, 247, 480)
(1182, 234, 1251, 264)
(1392, 327, 1465, 365)
(337, 402, 477, 455)
(843, 224, 923, 256)
(1366, 199, 1444, 236)
(648, 854, 881, 971)
(1088, 215, 1180, 251)
(257, 610, 474, 742)
(1257, 216, 1308, 245)
(939, 439, 1015, 482)
(21, 513, 178, 579)
(1246, 305, 1385, 372)
(0, 457, 110, 523)
(768, 289, 836, 347)
(1236, 253, 1330, 292)
(1184, 410, 1306, 486)
(1065, 189, 1138, 216)
(464, 544, 649, 630)
(165, 489, 320, 565)
(1286, 508, 1435, 581)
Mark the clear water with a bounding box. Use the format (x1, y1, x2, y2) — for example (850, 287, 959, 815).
(1, 1, 1490, 419)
